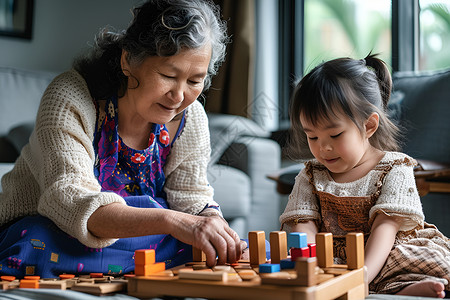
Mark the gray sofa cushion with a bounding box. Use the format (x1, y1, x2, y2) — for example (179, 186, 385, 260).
(207, 113, 269, 165)
(391, 68, 450, 163)
(0, 67, 56, 136)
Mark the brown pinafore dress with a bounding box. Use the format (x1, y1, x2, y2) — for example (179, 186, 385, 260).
(305, 161, 450, 294)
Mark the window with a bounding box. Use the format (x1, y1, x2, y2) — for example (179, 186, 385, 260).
(277, 0, 450, 129)
(304, 0, 391, 73)
(419, 0, 450, 70)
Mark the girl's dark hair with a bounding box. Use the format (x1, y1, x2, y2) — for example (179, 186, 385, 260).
(73, 0, 229, 100)
(285, 53, 401, 160)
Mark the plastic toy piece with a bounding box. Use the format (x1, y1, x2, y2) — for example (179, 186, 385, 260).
(90, 273, 104, 278)
(259, 263, 281, 273)
(280, 258, 296, 269)
(346, 232, 364, 269)
(248, 231, 266, 266)
(287, 232, 307, 249)
(59, 274, 75, 280)
(316, 232, 333, 268)
(135, 249, 156, 265)
(269, 231, 287, 264)
(0, 276, 16, 282)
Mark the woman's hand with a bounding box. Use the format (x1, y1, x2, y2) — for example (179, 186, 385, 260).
(166, 212, 243, 267)
(88, 203, 243, 267)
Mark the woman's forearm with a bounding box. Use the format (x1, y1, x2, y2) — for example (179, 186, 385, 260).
(87, 202, 176, 238)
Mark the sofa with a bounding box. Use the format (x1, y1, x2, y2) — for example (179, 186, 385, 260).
(0, 66, 281, 239)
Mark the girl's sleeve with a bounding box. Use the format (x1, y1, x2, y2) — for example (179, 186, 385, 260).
(279, 167, 320, 228)
(29, 71, 126, 248)
(164, 100, 219, 216)
(369, 159, 425, 231)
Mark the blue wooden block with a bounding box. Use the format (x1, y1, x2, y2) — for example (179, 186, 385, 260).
(280, 258, 296, 269)
(259, 263, 281, 273)
(288, 232, 307, 249)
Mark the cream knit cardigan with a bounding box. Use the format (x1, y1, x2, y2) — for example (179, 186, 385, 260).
(0, 70, 217, 248)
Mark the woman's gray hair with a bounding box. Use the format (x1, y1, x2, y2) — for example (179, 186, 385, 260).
(74, 0, 229, 100)
(121, 0, 229, 90)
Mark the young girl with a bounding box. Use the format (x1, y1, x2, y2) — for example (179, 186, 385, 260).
(280, 54, 450, 298)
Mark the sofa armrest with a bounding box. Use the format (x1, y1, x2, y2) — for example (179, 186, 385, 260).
(218, 137, 280, 234)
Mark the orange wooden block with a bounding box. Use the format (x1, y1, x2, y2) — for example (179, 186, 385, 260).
(90, 273, 104, 278)
(59, 274, 75, 280)
(135, 262, 166, 276)
(1, 276, 16, 282)
(19, 279, 39, 289)
(192, 247, 206, 262)
(135, 249, 156, 265)
(24, 276, 40, 281)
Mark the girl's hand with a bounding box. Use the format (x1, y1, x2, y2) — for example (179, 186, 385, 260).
(167, 212, 243, 267)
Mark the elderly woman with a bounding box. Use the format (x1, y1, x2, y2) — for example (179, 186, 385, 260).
(0, 0, 242, 278)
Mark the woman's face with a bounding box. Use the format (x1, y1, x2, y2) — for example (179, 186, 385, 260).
(120, 44, 211, 125)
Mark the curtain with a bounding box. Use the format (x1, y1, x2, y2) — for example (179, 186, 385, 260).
(205, 0, 255, 118)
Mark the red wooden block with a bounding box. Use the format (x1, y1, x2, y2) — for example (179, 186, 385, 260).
(135, 249, 156, 265)
(135, 262, 165, 276)
(308, 243, 316, 257)
(59, 274, 75, 280)
(291, 247, 310, 261)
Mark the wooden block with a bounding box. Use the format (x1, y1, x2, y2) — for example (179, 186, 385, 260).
(1, 276, 16, 282)
(316, 232, 333, 268)
(71, 282, 126, 295)
(178, 270, 228, 282)
(236, 269, 258, 281)
(249, 231, 266, 266)
(192, 264, 209, 270)
(135, 262, 166, 276)
(19, 279, 39, 289)
(295, 257, 317, 286)
(259, 263, 281, 273)
(23, 276, 40, 281)
(144, 270, 174, 278)
(90, 273, 104, 278)
(39, 280, 67, 290)
(269, 231, 287, 264)
(192, 247, 206, 262)
(280, 258, 296, 269)
(135, 249, 156, 265)
(346, 232, 364, 270)
(287, 232, 307, 248)
(213, 265, 231, 272)
(290, 247, 309, 260)
(308, 243, 316, 257)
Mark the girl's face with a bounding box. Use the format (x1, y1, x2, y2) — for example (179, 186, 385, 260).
(300, 110, 377, 179)
(120, 44, 211, 125)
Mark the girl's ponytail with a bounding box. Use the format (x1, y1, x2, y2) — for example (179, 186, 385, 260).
(364, 53, 392, 109)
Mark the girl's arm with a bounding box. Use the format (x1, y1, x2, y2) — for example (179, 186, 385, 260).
(284, 220, 318, 244)
(364, 212, 400, 283)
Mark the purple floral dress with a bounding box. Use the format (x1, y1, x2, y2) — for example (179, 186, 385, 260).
(0, 96, 192, 278)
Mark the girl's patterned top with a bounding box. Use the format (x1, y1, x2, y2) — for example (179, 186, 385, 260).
(280, 152, 425, 233)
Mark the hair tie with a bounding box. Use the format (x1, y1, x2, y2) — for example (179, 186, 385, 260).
(161, 8, 195, 31)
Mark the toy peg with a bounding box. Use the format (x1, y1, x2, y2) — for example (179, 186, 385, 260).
(269, 231, 287, 264)
(346, 232, 364, 269)
(249, 231, 266, 266)
(316, 232, 333, 268)
(295, 257, 317, 286)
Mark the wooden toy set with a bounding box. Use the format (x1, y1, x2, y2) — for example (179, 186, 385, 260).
(0, 231, 368, 299)
(127, 231, 368, 300)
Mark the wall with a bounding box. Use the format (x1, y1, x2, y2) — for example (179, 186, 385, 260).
(0, 0, 142, 73)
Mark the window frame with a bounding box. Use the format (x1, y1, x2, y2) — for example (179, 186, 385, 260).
(278, 0, 421, 129)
